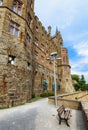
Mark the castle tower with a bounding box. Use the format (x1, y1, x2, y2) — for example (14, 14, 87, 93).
(58, 48, 74, 92)
(52, 30, 74, 93)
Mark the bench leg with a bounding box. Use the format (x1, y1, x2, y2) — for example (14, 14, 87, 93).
(65, 119, 70, 127)
(59, 119, 61, 124)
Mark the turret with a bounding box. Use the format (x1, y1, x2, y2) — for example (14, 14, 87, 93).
(48, 26, 51, 35)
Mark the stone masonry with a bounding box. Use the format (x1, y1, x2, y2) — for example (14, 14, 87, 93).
(0, 0, 74, 108)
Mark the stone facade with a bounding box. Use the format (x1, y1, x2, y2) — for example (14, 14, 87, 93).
(0, 0, 74, 108)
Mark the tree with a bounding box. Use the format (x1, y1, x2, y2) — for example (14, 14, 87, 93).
(71, 74, 80, 82)
(74, 83, 80, 91)
(79, 75, 86, 86)
(71, 74, 87, 91)
(80, 84, 88, 91)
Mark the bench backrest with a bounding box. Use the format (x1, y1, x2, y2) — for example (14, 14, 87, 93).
(57, 105, 65, 115)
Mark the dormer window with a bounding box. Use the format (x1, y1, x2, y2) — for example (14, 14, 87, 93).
(8, 55, 16, 64)
(0, 0, 2, 5)
(13, 0, 22, 15)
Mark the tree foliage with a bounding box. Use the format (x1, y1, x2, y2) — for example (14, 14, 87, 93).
(79, 75, 86, 86)
(71, 74, 80, 82)
(71, 74, 88, 91)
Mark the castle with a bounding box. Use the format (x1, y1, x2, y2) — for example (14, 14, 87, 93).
(0, 0, 74, 108)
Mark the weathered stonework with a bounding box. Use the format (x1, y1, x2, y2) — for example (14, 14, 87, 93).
(0, 0, 74, 108)
(48, 91, 88, 109)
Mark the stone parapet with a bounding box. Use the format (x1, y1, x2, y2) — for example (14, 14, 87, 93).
(81, 101, 88, 129)
(48, 96, 81, 110)
(48, 91, 88, 110)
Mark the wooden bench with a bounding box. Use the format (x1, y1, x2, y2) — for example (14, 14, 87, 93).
(57, 105, 71, 127)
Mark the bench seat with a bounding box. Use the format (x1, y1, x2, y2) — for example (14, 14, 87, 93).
(57, 105, 71, 126)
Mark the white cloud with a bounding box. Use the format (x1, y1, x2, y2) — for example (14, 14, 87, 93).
(73, 41, 88, 57)
(34, 0, 79, 29)
(71, 70, 88, 83)
(59, 16, 74, 30)
(35, 0, 88, 83)
(70, 41, 88, 83)
(71, 68, 88, 83)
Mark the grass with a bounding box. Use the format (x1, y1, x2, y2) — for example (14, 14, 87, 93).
(28, 96, 43, 103)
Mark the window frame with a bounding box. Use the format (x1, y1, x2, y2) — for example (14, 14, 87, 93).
(34, 38, 38, 46)
(34, 51, 38, 59)
(10, 21, 20, 36)
(41, 55, 44, 63)
(8, 55, 16, 65)
(13, 0, 22, 15)
(27, 13, 32, 26)
(25, 33, 31, 46)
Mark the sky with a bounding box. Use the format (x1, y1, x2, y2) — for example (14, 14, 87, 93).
(34, 0, 88, 83)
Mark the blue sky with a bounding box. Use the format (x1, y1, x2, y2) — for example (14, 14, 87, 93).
(34, 0, 88, 83)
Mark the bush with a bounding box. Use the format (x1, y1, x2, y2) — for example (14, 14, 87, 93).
(73, 83, 80, 91)
(32, 93, 35, 98)
(40, 92, 54, 97)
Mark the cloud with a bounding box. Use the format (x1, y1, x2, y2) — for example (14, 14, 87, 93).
(71, 67, 88, 83)
(73, 41, 88, 57)
(70, 40, 88, 83)
(34, 0, 78, 30)
(35, 0, 88, 83)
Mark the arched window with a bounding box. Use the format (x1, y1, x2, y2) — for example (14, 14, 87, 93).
(42, 79, 47, 90)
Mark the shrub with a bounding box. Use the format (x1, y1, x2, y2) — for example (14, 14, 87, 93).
(40, 92, 54, 97)
(32, 93, 35, 98)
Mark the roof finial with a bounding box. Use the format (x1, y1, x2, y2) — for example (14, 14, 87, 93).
(56, 26, 59, 33)
(48, 26, 51, 35)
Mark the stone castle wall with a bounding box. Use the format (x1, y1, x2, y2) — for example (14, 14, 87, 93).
(0, 0, 74, 108)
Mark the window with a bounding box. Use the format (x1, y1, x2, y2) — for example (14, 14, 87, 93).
(26, 33, 30, 46)
(34, 38, 38, 46)
(29, 0, 33, 8)
(0, 0, 2, 5)
(42, 34, 44, 38)
(36, 26, 38, 32)
(66, 79, 68, 82)
(27, 62, 30, 67)
(8, 55, 16, 64)
(64, 67, 67, 71)
(42, 79, 47, 90)
(61, 49, 66, 54)
(13, 0, 22, 15)
(10, 21, 20, 36)
(41, 44, 44, 51)
(62, 56, 66, 64)
(34, 51, 38, 59)
(41, 56, 44, 62)
(27, 13, 32, 26)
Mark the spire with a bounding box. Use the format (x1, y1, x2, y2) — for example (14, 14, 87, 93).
(48, 26, 51, 35)
(56, 26, 59, 34)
